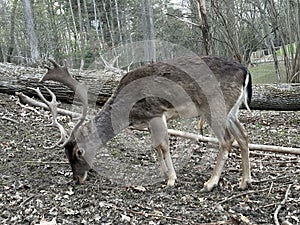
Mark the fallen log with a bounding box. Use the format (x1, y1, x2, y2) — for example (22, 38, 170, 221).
(251, 83, 300, 111)
(0, 63, 119, 105)
(1, 62, 300, 110)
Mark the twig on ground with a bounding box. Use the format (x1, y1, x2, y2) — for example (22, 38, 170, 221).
(268, 182, 274, 197)
(250, 152, 298, 160)
(20, 195, 35, 206)
(102, 202, 183, 222)
(257, 202, 278, 209)
(168, 129, 300, 155)
(219, 184, 289, 204)
(113, 206, 243, 225)
(219, 188, 269, 204)
(252, 175, 298, 185)
(196, 221, 237, 225)
(260, 160, 300, 164)
(1, 116, 19, 123)
(274, 184, 293, 225)
(23, 160, 68, 164)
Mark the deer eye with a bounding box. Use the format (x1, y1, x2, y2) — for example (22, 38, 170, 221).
(76, 148, 85, 157)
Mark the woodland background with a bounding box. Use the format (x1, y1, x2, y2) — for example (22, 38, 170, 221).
(0, 1, 300, 224)
(0, 0, 299, 83)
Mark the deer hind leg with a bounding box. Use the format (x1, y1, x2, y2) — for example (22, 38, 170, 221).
(203, 128, 234, 192)
(149, 116, 177, 186)
(155, 147, 168, 177)
(228, 118, 251, 190)
(198, 117, 205, 135)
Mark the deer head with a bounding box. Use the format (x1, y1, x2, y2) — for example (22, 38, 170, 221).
(35, 59, 90, 184)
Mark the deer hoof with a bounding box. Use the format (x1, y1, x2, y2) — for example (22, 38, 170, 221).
(202, 180, 218, 192)
(166, 176, 176, 186)
(239, 179, 252, 190)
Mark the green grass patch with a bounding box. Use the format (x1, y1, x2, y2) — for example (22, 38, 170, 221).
(249, 62, 286, 84)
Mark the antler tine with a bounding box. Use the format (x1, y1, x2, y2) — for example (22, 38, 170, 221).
(30, 87, 68, 149)
(48, 58, 60, 68)
(61, 82, 88, 146)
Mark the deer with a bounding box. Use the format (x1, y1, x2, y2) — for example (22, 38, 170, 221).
(35, 56, 252, 192)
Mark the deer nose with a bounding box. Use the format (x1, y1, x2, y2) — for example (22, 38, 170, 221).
(74, 176, 81, 185)
(74, 171, 88, 184)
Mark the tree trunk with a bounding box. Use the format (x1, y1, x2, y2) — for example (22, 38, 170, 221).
(141, 0, 149, 63)
(141, 0, 156, 63)
(22, 0, 40, 62)
(147, 0, 156, 62)
(103, 0, 115, 49)
(0, 43, 4, 62)
(196, 0, 212, 55)
(114, 0, 123, 45)
(77, 0, 85, 70)
(0, 63, 299, 110)
(7, 0, 18, 63)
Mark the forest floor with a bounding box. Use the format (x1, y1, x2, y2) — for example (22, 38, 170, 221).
(0, 92, 299, 225)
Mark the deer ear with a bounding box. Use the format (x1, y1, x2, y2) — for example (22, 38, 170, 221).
(82, 126, 88, 136)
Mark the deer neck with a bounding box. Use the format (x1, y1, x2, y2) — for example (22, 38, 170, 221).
(84, 98, 128, 148)
(93, 104, 116, 145)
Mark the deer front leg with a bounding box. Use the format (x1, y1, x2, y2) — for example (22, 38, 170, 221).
(149, 116, 177, 186)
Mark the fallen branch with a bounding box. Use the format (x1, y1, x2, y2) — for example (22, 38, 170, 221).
(168, 129, 300, 155)
(273, 184, 293, 225)
(17, 92, 300, 155)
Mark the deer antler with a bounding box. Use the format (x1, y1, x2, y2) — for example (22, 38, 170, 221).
(30, 86, 68, 148)
(37, 59, 88, 147)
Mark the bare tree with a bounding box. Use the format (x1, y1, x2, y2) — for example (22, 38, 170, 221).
(114, 0, 123, 45)
(141, 0, 156, 63)
(77, 0, 86, 70)
(22, 0, 40, 62)
(254, 1, 281, 82)
(196, 0, 212, 55)
(7, 0, 18, 63)
(103, 0, 115, 48)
